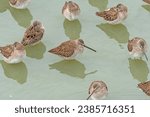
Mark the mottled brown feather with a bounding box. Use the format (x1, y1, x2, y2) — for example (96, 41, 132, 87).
(139, 41, 145, 49)
(138, 81, 150, 96)
(143, 0, 150, 4)
(96, 7, 118, 21)
(128, 37, 147, 52)
(62, 1, 68, 14)
(21, 21, 44, 46)
(9, 0, 17, 5)
(88, 81, 108, 94)
(127, 40, 133, 52)
(0, 45, 14, 58)
(68, 1, 80, 12)
(62, 1, 80, 14)
(49, 40, 76, 57)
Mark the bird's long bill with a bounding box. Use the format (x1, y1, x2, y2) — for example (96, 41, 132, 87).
(87, 91, 95, 100)
(144, 52, 148, 61)
(86, 86, 100, 100)
(83, 45, 96, 52)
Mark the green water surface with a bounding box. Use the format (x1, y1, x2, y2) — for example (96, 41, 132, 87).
(0, 0, 150, 99)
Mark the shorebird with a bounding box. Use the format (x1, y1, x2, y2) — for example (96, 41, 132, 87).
(128, 37, 148, 61)
(143, 0, 150, 4)
(0, 42, 26, 64)
(96, 3, 128, 24)
(62, 1, 80, 21)
(87, 81, 108, 100)
(21, 20, 45, 46)
(138, 81, 150, 96)
(48, 39, 96, 60)
(9, 0, 31, 9)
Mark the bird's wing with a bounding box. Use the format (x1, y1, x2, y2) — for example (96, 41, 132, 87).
(49, 40, 76, 57)
(22, 24, 44, 45)
(127, 40, 133, 52)
(96, 7, 118, 21)
(0, 45, 14, 58)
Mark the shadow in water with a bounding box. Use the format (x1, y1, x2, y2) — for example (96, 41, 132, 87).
(97, 23, 129, 44)
(49, 60, 97, 79)
(142, 5, 150, 12)
(128, 58, 149, 82)
(63, 19, 81, 39)
(88, 0, 108, 11)
(0, 0, 9, 12)
(0, 0, 33, 28)
(0, 60, 28, 84)
(9, 8, 33, 28)
(25, 42, 46, 59)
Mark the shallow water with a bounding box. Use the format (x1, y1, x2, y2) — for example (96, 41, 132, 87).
(0, 0, 150, 99)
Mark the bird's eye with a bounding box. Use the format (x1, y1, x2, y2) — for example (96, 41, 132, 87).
(79, 39, 84, 44)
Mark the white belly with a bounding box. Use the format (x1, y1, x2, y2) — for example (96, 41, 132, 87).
(63, 9, 79, 21)
(3, 51, 26, 64)
(107, 12, 127, 24)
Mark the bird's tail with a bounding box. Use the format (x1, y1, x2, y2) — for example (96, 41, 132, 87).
(48, 48, 56, 54)
(96, 11, 105, 17)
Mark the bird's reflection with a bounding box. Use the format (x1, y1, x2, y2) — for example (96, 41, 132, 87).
(0, 60, 28, 84)
(88, 0, 108, 11)
(128, 58, 149, 82)
(49, 60, 97, 78)
(97, 23, 129, 44)
(142, 5, 150, 12)
(0, 0, 8, 12)
(9, 8, 33, 28)
(0, 0, 32, 28)
(25, 42, 46, 59)
(63, 19, 81, 39)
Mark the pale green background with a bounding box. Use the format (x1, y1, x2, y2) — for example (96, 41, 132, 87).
(0, 0, 150, 99)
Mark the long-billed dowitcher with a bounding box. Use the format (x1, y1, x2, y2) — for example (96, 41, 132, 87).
(21, 20, 45, 46)
(128, 37, 148, 61)
(48, 39, 96, 60)
(87, 81, 108, 100)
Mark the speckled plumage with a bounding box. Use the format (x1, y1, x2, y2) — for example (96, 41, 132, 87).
(62, 1, 80, 21)
(0, 42, 26, 64)
(48, 39, 96, 60)
(87, 81, 108, 100)
(21, 20, 45, 46)
(138, 81, 150, 96)
(9, 0, 31, 9)
(128, 37, 148, 61)
(96, 4, 128, 24)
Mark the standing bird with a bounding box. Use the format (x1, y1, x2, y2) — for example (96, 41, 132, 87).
(48, 39, 96, 60)
(62, 1, 80, 21)
(9, 0, 31, 9)
(128, 37, 148, 61)
(0, 42, 26, 64)
(143, 0, 150, 4)
(96, 4, 128, 24)
(87, 81, 108, 100)
(21, 20, 45, 46)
